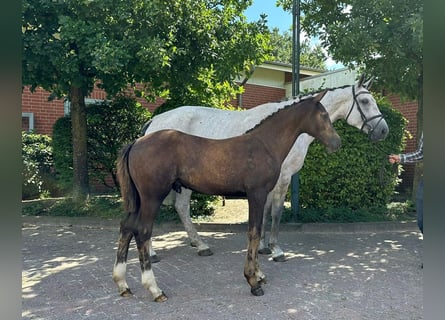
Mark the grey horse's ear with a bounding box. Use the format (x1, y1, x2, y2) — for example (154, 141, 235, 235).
(363, 76, 375, 90)
(357, 73, 366, 87)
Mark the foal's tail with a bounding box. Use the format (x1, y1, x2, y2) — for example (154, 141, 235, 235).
(117, 141, 140, 214)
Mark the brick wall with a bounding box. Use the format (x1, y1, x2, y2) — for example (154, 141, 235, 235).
(21, 85, 164, 136)
(386, 94, 420, 192)
(234, 83, 286, 109)
(22, 87, 65, 135)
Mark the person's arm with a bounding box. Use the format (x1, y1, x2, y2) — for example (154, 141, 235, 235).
(388, 133, 423, 164)
(400, 133, 423, 163)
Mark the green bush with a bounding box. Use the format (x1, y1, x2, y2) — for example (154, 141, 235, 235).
(22, 131, 61, 199)
(296, 95, 408, 213)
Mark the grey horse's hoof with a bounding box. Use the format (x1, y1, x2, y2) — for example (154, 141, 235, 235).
(251, 286, 264, 296)
(258, 247, 272, 255)
(150, 255, 161, 263)
(198, 248, 213, 256)
(272, 254, 286, 262)
(154, 292, 168, 303)
(120, 288, 133, 297)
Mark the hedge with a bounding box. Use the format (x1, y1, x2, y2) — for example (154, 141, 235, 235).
(297, 95, 408, 211)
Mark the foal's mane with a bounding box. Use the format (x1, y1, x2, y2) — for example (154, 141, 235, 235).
(243, 84, 353, 135)
(243, 96, 315, 135)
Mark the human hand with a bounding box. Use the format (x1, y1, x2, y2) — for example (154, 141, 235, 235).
(388, 154, 400, 164)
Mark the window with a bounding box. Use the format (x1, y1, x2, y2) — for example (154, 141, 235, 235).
(63, 98, 106, 116)
(22, 112, 34, 132)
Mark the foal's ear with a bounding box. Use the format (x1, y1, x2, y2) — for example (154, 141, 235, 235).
(314, 90, 328, 103)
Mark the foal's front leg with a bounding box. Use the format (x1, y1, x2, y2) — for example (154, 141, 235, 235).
(244, 195, 267, 296)
(244, 227, 265, 296)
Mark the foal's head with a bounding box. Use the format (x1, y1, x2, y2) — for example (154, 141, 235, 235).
(303, 91, 341, 153)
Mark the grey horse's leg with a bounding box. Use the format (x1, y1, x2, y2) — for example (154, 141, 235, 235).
(258, 196, 272, 254)
(268, 183, 289, 262)
(175, 189, 212, 256)
(148, 189, 212, 260)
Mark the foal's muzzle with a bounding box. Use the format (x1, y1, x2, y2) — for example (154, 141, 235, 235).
(325, 135, 341, 154)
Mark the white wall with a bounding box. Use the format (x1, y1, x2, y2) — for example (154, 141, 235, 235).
(284, 68, 358, 96)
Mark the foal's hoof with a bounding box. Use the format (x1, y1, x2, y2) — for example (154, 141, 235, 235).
(272, 254, 286, 262)
(120, 288, 133, 297)
(198, 248, 213, 256)
(258, 247, 272, 255)
(154, 292, 168, 303)
(251, 286, 264, 296)
(150, 255, 161, 263)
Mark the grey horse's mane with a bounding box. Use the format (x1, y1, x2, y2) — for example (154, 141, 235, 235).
(278, 84, 352, 103)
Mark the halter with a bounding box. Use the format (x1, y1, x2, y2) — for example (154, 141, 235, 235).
(345, 86, 385, 136)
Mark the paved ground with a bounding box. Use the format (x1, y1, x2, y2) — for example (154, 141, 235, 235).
(22, 217, 423, 320)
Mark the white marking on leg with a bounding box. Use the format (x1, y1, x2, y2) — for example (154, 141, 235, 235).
(112, 262, 129, 294)
(141, 269, 163, 300)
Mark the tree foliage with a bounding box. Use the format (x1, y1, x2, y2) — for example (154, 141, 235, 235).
(52, 96, 151, 192)
(277, 0, 423, 101)
(22, 0, 272, 200)
(269, 27, 327, 70)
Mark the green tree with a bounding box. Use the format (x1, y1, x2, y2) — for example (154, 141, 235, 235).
(277, 0, 422, 101)
(52, 96, 151, 193)
(22, 0, 271, 202)
(277, 0, 423, 197)
(269, 27, 327, 70)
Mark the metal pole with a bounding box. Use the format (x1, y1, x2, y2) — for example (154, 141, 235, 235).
(290, 0, 300, 220)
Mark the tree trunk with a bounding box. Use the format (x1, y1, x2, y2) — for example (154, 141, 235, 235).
(70, 86, 89, 202)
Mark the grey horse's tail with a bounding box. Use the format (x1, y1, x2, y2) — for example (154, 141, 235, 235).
(117, 141, 139, 214)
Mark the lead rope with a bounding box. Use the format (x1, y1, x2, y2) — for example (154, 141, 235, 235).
(370, 141, 399, 186)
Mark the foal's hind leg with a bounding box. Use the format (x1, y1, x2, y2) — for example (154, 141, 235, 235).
(112, 219, 134, 296)
(134, 232, 167, 302)
(136, 198, 167, 302)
